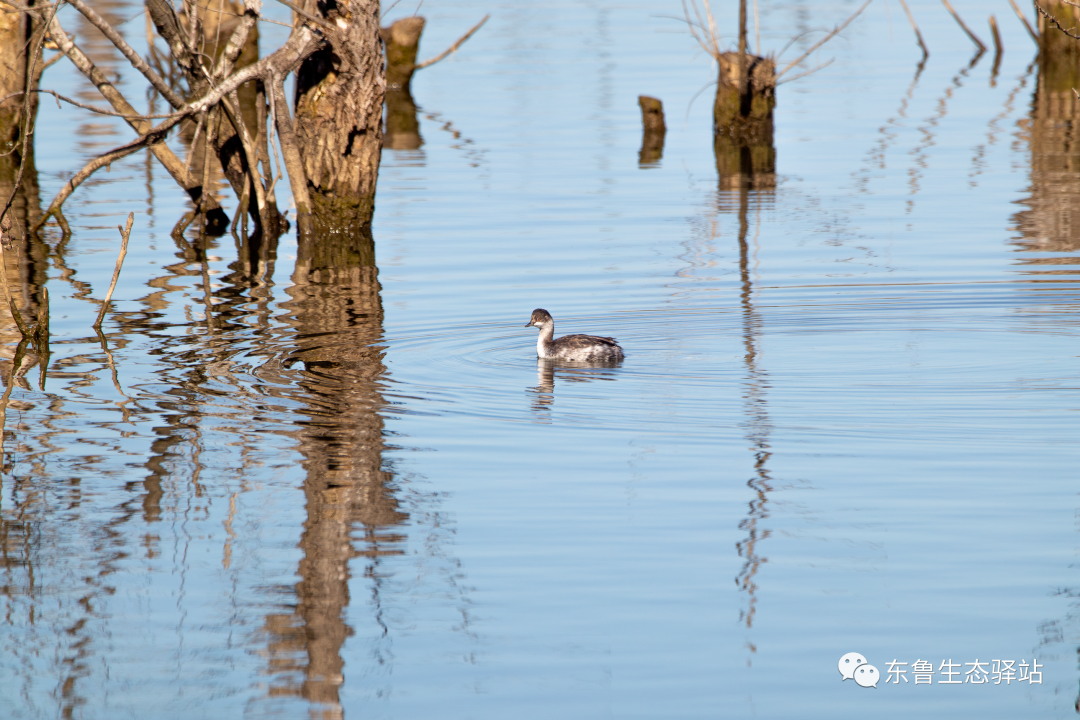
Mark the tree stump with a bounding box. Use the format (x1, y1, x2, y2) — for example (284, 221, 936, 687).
(1013, 0, 1080, 252)
(1037, 0, 1080, 94)
(713, 51, 776, 143)
(294, 0, 385, 237)
(713, 52, 776, 189)
(637, 95, 666, 167)
(381, 17, 426, 151)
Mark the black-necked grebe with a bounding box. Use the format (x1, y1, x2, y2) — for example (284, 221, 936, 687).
(523, 308, 625, 362)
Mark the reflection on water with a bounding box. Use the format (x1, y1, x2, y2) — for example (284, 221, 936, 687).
(726, 181, 773, 660)
(7, 1, 1080, 717)
(529, 358, 621, 413)
(1012, 44, 1080, 279)
(261, 228, 405, 715)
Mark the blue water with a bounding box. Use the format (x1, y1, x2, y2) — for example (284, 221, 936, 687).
(1, 0, 1079, 718)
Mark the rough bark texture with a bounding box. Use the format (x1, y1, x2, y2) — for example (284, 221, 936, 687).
(714, 52, 776, 190)
(713, 52, 776, 142)
(294, 0, 385, 235)
(637, 95, 666, 166)
(0, 4, 46, 338)
(382, 17, 425, 151)
(1012, 1, 1080, 254)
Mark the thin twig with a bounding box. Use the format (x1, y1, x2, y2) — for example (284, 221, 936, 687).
(93, 212, 133, 329)
(273, 0, 335, 31)
(1009, 0, 1039, 42)
(221, 92, 268, 228)
(415, 14, 489, 69)
(184, 110, 207, 176)
(777, 58, 835, 84)
(897, 0, 929, 58)
(0, 88, 185, 119)
(1035, 1, 1080, 39)
(777, 0, 871, 79)
(270, 72, 312, 236)
(34, 140, 151, 232)
(381, 0, 402, 20)
(941, 0, 987, 50)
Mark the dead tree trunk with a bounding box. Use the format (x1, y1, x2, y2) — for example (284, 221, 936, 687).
(1013, 0, 1080, 252)
(714, 52, 776, 189)
(0, 4, 41, 228)
(0, 4, 47, 330)
(382, 17, 425, 150)
(294, 0, 385, 237)
(712, 0, 775, 188)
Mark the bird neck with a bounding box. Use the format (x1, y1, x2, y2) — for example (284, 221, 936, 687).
(536, 322, 555, 355)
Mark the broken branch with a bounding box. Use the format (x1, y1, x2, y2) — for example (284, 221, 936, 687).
(941, 0, 987, 51)
(1009, 0, 1040, 42)
(93, 213, 133, 329)
(415, 14, 489, 69)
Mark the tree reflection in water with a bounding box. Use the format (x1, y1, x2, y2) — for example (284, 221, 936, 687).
(258, 227, 406, 716)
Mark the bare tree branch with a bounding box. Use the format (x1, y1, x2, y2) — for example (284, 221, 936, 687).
(897, 0, 929, 58)
(941, 0, 987, 51)
(1035, 1, 1080, 39)
(415, 14, 489, 69)
(777, 58, 835, 85)
(1009, 0, 1039, 42)
(0, 88, 184, 118)
(777, 0, 871, 79)
(92, 212, 133, 329)
(273, 0, 335, 31)
(64, 0, 186, 109)
(34, 141, 153, 231)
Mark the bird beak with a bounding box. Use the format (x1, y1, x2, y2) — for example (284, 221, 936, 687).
(523, 321, 533, 328)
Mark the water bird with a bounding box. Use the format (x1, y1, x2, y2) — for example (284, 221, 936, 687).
(523, 308, 625, 362)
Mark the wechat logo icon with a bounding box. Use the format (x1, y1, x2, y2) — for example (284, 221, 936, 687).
(839, 652, 879, 688)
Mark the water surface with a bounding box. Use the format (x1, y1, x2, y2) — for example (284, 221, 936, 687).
(2, 1, 1080, 718)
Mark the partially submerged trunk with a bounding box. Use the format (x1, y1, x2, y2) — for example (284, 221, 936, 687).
(637, 95, 666, 166)
(713, 52, 776, 144)
(714, 52, 776, 190)
(0, 5, 47, 334)
(294, 0, 385, 236)
(1012, 0, 1080, 252)
(382, 17, 425, 150)
(0, 5, 41, 230)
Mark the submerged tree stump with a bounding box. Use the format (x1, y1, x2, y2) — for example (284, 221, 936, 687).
(294, 0, 385, 237)
(713, 52, 776, 189)
(1037, 0, 1080, 92)
(381, 17, 426, 151)
(713, 52, 776, 143)
(637, 95, 666, 166)
(1013, 0, 1080, 252)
